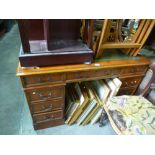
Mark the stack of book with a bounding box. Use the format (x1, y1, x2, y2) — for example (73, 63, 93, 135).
(65, 78, 122, 126)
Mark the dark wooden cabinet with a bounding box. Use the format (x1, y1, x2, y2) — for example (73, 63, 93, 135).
(18, 19, 94, 67)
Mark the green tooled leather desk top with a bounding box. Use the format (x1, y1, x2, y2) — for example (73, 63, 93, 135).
(95, 50, 140, 62)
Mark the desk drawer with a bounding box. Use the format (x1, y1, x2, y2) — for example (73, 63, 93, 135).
(34, 118, 65, 130)
(30, 98, 64, 114)
(120, 65, 148, 75)
(89, 68, 121, 78)
(120, 76, 143, 88)
(33, 110, 64, 124)
(66, 71, 90, 81)
(117, 87, 137, 96)
(25, 85, 65, 102)
(66, 68, 121, 82)
(22, 73, 64, 87)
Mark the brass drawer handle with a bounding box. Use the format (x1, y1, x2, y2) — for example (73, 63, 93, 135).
(131, 81, 134, 84)
(79, 74, 88, 78)
(35, 116, 62, 124)
(104, 70, 111, 75)
(38, 92, 52, 100)
(34, 105, 53, 113)
(38, 76, 52, 83)
(125, 82, 128, 86)
(35, 118, 53, 124)
(42, 105, 52, 111)
(46, 115, 54, 120)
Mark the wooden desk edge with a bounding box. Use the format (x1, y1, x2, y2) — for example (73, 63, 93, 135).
(16, 56, 151, 76)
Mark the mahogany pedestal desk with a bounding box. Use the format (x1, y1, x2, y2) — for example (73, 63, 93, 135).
(16, 56, 150, 130)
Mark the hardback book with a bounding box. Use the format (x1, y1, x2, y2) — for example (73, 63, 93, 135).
(76, 99, 97, 125)
(81, 104, 99, 125)
(99, 78, 121, 126)
(65, 98, 80, 124)
(65, 92, 74, 116)
(77, 83, 98, 125)
(79, 83, 99, 125)
(137, 69, 153, 94)
(105, 79, 117, 98)
(65, 100, 79, 124)
(65, 85, 78, 115)
(68, 83, 90, 125)
(147, 90, 155, 105)
(112, 78, 122, 96)
(90, 108, 103, 125)
(74, 83, 85, 105)
(89, 80, 110, 103)
(81, 81, 110, 125)
(89, 90, 105, 124)
(65, 83, 83, 124)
